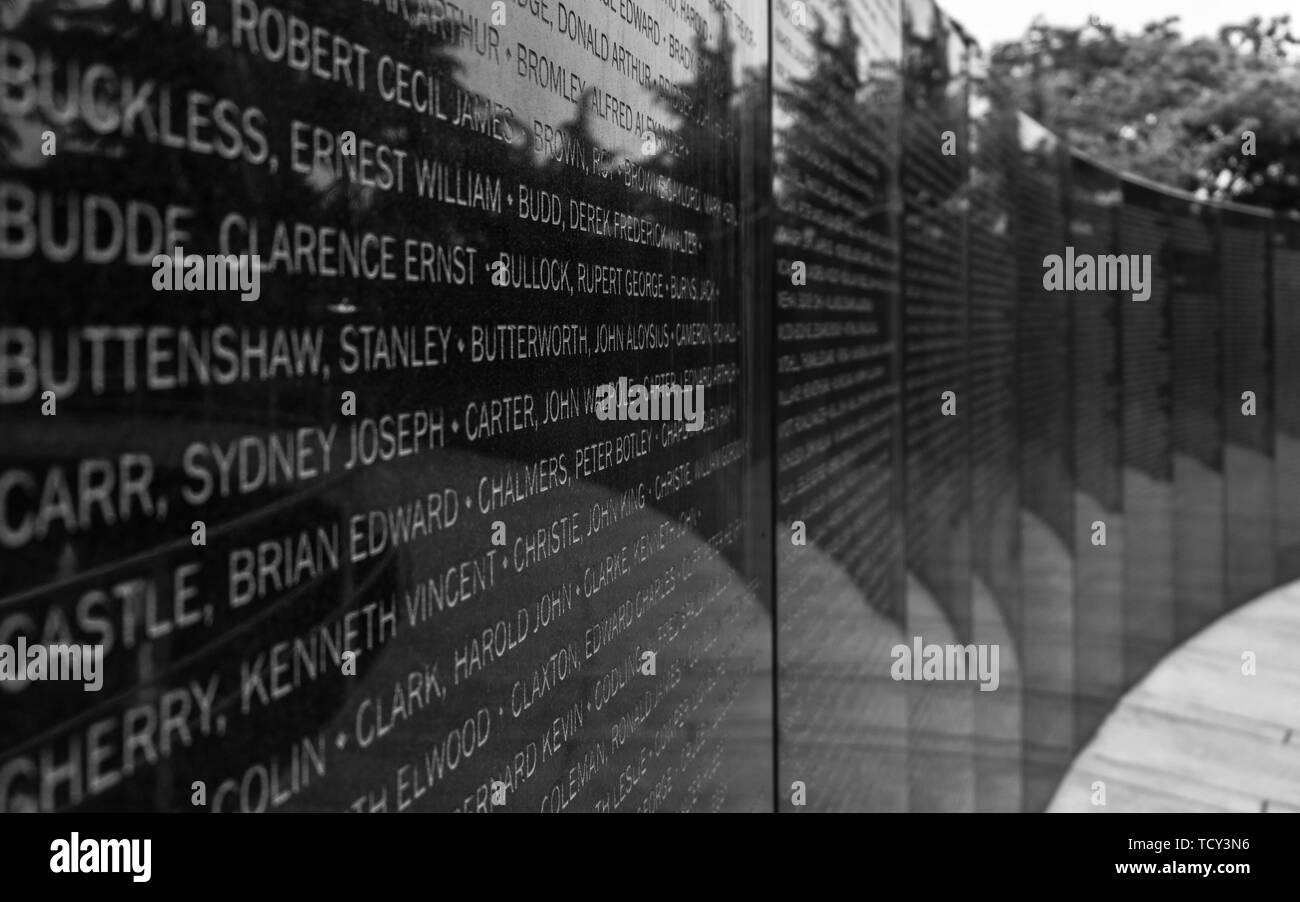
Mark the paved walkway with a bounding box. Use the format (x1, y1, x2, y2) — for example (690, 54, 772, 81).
(1049, 580, 1300, 812)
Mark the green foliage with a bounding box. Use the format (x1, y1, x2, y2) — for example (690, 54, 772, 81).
(989, 14, 1300, 212)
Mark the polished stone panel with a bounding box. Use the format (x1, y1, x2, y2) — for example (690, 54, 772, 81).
(1274, 221, 1300, 583)
(1165, 196, 1224, 643)
(0, 0, 774, 813)
(899, 0, 975, 813)
(773, 0, 907, 813)
(1118, 182, 1175, 689)
(1065, 153, 1124, 749)
(1012, 121, 1074, 810)
(1221, 209, 1276, 610)
(968, 51, 1022, 812)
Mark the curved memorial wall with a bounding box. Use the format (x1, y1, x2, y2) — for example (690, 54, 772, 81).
(0, 0, 1293, 813)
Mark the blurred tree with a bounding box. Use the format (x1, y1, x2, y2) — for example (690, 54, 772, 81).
(988, 14, 1300, 212)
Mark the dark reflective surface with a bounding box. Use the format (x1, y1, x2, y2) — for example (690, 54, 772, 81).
(0, 0, 773, 813)
(1117, 183, 1174, 689)
(2, 0, 1293, 815)
(1221, 208, 1275, 611)
(1275, 220, 1300, 583)
(772, 0, 907, 813)
(967, 46, 1021, 812)
(1164, 189, 1222, 644)
(1066, 153, 1123, 747)
(898, 0, 973, 812)
(1010, 118, 1074, 809)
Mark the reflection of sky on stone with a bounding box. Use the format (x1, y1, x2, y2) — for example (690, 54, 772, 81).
(442, 2, 766, 164)
(1017, 110, 1058, 153)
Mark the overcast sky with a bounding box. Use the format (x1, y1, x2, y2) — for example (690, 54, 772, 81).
(939, 0, 1298, 49)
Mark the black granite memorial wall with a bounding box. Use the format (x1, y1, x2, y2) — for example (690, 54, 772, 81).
(1065, 153, 1123, 747)
(1221, 207, 1275, 611)
(966, 48, 1021, 812)
(898, 0, 973, 812)
(0, 0, 775, 814)
(1, 0, 1294, 815)
(1163, 188, 1222, 644)
(772, 0, 906, 813)
(1275, 219, 1300, 583)
(1118, 181, 1174, 690)
(1010, 120, 1074, 810)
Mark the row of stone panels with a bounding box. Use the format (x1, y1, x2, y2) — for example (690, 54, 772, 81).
(774, 0, 1300, 811)
(0, 0, 1293, 813)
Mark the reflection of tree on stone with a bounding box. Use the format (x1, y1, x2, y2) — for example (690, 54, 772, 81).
(967, 54, 1022, 234)
(903, 0, 962, 109)
(645, 20, 740, 203)
(623, 13, 769, 584)
(776, 8, 902, 226)
(773, 6, 904, 622)
(542, 84, 602, 177)
(622, 14, 770, 245)
(902, 0, 969, 216)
